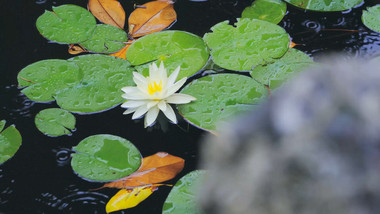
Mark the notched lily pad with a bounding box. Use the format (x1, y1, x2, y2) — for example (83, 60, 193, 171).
(242, 0, 287, 24)
(203, 19, 289, 71)
(17, 59, 82, 102)
(178, 74, 267, 132)
(71, 134, 142, 182)
(55, 54, 135, 114)
(81, 24, 128, 53)
(36, 4, 97, 44)
(362, 5, 380, 33)
(284, 0, 363, 12)
(250, 48, 313, 89)
(0, 120, 22, 165)
(126, 30, 209, 80)
(35, 108, 76, 137)
(162, 170, 206, 214)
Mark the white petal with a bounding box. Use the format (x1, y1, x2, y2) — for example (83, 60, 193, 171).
(162, 103, 177, 124)
(165, 77, 187, 97)
(149, 63, 159, 80)
(121, 100, 147, 108)
(159, 61, 167, 79)
(132, 105, 149, 119)
(122, 90, 150, 100)
(146, 101, 159, 109)
(144, 106, 160, 127)
(166, 93, 196, 104)
(123, 108, 137, 115)
(167, 66, 180, 86)
(157, 100, 167, 112)
(133, 72, 147, 83)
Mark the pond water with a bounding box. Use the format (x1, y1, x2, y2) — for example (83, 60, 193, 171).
(1, 0, 380, 213)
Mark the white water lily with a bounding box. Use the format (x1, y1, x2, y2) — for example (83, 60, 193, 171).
(121, 62, 196, 127)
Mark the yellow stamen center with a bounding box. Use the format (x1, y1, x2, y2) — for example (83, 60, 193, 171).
(147, 81, 162, 95)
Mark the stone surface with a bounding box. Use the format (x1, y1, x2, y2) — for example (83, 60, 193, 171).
(199, 57, 380, 214)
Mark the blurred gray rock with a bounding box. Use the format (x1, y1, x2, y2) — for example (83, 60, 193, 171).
(199, 57, 380, 214)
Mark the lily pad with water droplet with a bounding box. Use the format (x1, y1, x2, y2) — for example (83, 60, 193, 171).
(17, 59, 83, 102)
(126, 31, 209, 80)
(36, 4, 97, 44)
(284, 0, 363, 12)
(35, 108, 76, 137)
(242, 0, 287, 24)
(203, 19, 289, 71)
(0, 121, 22, 165)
(250, 48, 313, 89)
(71, 134, 141, 182)
(178, 74, 267, 132)
(55, 55, 135, 114)
(162, 170, 206, 214)
(81, 24, 128, 53)
(362, 5, 380, 33)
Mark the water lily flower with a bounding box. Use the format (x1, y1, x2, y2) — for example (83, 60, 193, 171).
(121, 62, 196, 127)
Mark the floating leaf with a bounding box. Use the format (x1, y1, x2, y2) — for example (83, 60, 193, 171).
(128, 0, 177, 38)
(178, 74, 267, 132)
(126, 30, 209, 80)
(242, 0, 287, 24)
(71, 134, 141, 182)
(0, 121, 22, 165)
(162, 170, 206, 214)
(35, 108, 76, 137)
(250, 48, 313, 89)
(36, 4, 97, 44)
(203, 19, 289, 71)
(68, 44, 88, 55)
(106, 185, 159, 213)
(17, 59, 82, 102)
(55, 55, 135, 113)
(103, 152, 184, 189)
(88, 0, 126, 29)
(283, 0, 363, 12)
(81, 24, 128, 53)
(362, 5, 380, 33)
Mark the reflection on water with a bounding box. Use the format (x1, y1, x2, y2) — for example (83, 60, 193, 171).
(52, 148, 72, 167)
(0, 85, 35, 120)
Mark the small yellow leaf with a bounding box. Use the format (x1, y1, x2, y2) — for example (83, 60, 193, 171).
(106, 185, 158, 213)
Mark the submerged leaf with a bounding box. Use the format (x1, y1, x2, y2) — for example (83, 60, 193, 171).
(36, 4, 97, 44)
(88, 0, 126, 29)
(128, 0, 177, 38)
(103, 152, 184, 188)
(71, 134, 141, 182)
(0, 121, 22, 165)
(106, 185, 159, 213)
(35, 108, 76, 137)
(68, 44, 88, 55)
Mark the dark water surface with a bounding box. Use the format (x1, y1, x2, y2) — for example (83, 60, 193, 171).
(1, 0, 380, 213)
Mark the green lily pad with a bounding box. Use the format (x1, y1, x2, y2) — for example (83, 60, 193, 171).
(250, 48, 313, 89)
(162, 170, 206, 214)
(81, 24, 128, 53)
(126, 31, 210, 80)
(17, 59, 82, 102)
(0, 120, 5, 133)
(55, 55, 135, 113)
(0, 121, 22, 165)
(362, 5, 380, 33)
(283, 0, 363, 12)
(35, 108, 76, 137)
(242, 0, 287, 24)
(71, 134, 141, 182)
(203, 19, 289, 71)
(178, 74, 267, 132)
(36, 4, 97, 44)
